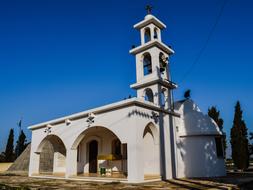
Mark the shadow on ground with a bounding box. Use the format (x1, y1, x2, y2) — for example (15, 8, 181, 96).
(1, 172, 252, 190)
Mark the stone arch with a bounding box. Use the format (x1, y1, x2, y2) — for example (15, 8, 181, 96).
(143, 52, 152, 75)
(36, 134, 67, 153)
(36, 135, 66, 174)
(144, 88, 154, 103)
(71, 126, 123, 150)
(71, 126, 127, 174)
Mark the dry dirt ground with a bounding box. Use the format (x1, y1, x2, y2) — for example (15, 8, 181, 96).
(0, 173, 252, 190)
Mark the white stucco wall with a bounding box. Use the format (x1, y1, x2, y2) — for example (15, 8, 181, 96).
(176, 136, 226, 178)
(174, 99, 226, 178)
(28, 99, 164, 183)
(53, 152, 66, 173)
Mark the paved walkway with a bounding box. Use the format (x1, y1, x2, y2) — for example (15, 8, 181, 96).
(0, 174, 241, 190)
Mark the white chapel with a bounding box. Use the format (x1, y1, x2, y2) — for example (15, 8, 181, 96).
(28, 11, 226, 183)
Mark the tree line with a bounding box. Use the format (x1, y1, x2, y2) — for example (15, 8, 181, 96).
(185, 90, 252, 170)
(0, 128, 28, 162)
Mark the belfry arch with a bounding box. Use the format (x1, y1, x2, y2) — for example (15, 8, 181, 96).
(144, 27, 151, 43)
(143, 52, 152, 75)
(144, 88, 154, 103)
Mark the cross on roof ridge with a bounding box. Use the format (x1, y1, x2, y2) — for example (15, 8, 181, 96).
(145, 5, 153, 14)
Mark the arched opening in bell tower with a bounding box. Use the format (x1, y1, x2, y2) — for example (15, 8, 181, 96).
(159, 52, 167, 73)
(154, 28, 158, 39)
(143, 53, 152, 75)
(160, 88, 166, 108)
(144, 88, 154, 103)
(144, 27, 151, 42)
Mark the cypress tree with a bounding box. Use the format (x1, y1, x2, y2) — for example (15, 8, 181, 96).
(15, 130, 27, 158)
(230, 101, 249, 170)
(208, 106, 224, 130)
(4, 128, 15, 162)
(249, 132, 253, 155)
(208, 106, 227, 157)
(0, 152, 5, 162)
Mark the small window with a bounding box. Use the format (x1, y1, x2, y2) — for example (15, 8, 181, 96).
(144, 88, 154, 103)
(112, 139, 121, 156)
(143, 53, 152, 75)
(144, 28, 151, 42)
(215, 137, 224, 158)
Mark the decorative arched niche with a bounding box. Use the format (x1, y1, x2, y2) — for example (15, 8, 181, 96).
(143, 122, 159, 175)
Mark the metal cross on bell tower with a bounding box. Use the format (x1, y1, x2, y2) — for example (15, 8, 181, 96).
(145, 5, 153, 14)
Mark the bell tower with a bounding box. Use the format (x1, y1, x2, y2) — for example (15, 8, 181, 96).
(130, 9, 177, 109)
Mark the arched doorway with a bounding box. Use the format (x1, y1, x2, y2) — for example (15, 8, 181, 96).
(72, 126, 127, 176)
(88, 140, 98, 173)
(37, 135, 66, 175)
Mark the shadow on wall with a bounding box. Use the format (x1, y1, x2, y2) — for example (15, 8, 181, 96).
(39, 141, 54, 173)
(175, 99, 226, 178)
(38, 135, 66, 174)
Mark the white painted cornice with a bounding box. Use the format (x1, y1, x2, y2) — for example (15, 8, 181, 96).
(129, 40, 174, 55)
(28, 98, 180, 130)
(134, 14, 166, 29)
(131, 78, 177, 89)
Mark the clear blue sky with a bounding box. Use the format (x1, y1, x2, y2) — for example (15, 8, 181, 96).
(0, 0, 252, 157)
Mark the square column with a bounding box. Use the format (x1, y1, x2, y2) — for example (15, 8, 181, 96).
(127, 142, 144, 183)
(65, 149, 77, 178)
(159, 113, 175, 180)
